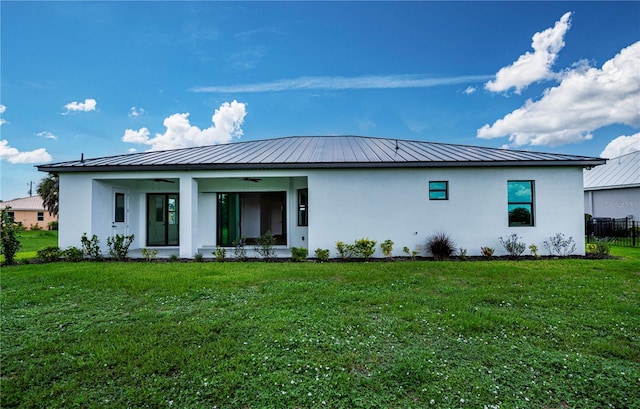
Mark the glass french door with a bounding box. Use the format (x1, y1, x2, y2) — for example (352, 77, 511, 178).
(147, 193, 179, 246)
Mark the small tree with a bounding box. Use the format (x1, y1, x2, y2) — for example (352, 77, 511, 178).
(1, 207, 21, 265)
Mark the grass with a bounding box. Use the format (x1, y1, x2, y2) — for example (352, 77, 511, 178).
(2, 249, 639, 408)
(0, 229, 58, 262)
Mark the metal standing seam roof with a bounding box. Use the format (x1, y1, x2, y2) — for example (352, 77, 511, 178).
(584, 150, 640, 190)
(0, 196, 47, 211)
(37, 135, 606, 173)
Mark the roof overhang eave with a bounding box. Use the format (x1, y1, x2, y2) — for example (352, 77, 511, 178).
(37, 158, 607, 173)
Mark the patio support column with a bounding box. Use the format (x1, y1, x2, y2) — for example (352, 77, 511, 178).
(179, 176, 198, 258)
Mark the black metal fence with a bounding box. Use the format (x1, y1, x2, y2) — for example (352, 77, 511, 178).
(585, 217, 639, 247)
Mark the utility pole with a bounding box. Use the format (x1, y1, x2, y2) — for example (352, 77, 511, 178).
(27, 181, 33, 196)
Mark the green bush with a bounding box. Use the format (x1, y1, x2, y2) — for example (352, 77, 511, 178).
(81, 233, 102, 261)
(194, 252, 204, 262)
(380, 239, 394, 260)
(1, 207, 21, 265)
(107, 234, 135, 261)
(314, 248, 330, 262)
(353, 238, 377, 260)
(141, 248, 158, 261)
(256, 231, 276, 261)
(232, 238, 247, 261)
(426, 232, 456, 260)
(587, 238, 612, 259)
(336, 241, 355, 260)
(291, 247, 308, 262)
(48, 220, 59, 231)
(213, 246, 226, 262)
(37, 246, 62, 263)
(63, 246, 84, 262)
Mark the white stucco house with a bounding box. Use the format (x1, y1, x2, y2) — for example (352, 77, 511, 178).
(584, 150, 639, 221)
(37, 135, 605, 258)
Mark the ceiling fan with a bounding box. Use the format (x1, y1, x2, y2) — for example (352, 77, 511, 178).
(236, 177, 262, 183)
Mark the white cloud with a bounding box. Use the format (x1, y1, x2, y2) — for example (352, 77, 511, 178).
(129, 106, 145, 118)
(600, 133, 640, 158)
(478, 41, 640, 147)
(191, 74, 492, 93)
(37, 131, 57, 140)
(485, 12, 572, 94)
(0, 139, 52, 164)
(463, 86, 476, 95)
(0, 104, 7, 126)
(63, 98, 97, 114)
(122, 100, 247, 151)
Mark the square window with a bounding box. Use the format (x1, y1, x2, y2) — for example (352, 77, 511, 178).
(429, 181, 448, 200)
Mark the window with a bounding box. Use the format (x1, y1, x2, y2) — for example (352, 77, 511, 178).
(7, 212, 14, 222)
(114, 193, 125, 223)
(429, 181, 448, 200)
(37, 212, 44, 221)
(508, 181, 534, 226)
(298, 189, 308, 226)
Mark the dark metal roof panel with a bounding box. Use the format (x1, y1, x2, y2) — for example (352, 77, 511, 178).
(37, 135, 606, 172)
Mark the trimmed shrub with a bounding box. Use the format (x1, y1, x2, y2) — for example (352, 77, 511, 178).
(291, 247, 308, 262)
(336, 241, 355, 260)
(37, 246, 62, 263)
(314, 248, 330, 262)
(63, 246, 84, 262)
(426, 232, 456, 260)
(353, 238, 377, 260)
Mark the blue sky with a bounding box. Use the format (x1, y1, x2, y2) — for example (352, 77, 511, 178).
(1, 1, 639, 201)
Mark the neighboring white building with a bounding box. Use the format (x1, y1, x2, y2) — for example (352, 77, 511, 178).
(584, 150, 640, 221)
(38, 136, 604, 258)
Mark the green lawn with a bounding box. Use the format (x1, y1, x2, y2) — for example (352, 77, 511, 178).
(2, 251, 639, 408)
(0, 229, 58, 262)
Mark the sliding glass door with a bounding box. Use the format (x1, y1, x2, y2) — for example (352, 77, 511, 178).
(217, 192, 286, 246)
(147, 193, 179, 246)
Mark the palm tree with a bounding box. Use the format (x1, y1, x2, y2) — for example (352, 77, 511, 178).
(37, 173, 59, 217)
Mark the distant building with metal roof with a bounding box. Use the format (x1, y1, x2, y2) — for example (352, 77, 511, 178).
(584, 150, 640, 220)
(38, 135, 604, 173)
(0, 196, 58, 230)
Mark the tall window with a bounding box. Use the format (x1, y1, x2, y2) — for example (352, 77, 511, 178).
(508, 181, 534, 226)
(429, 181, 448, 200)
(114, 192, 125, 223)
(298, 189, 308, 226)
